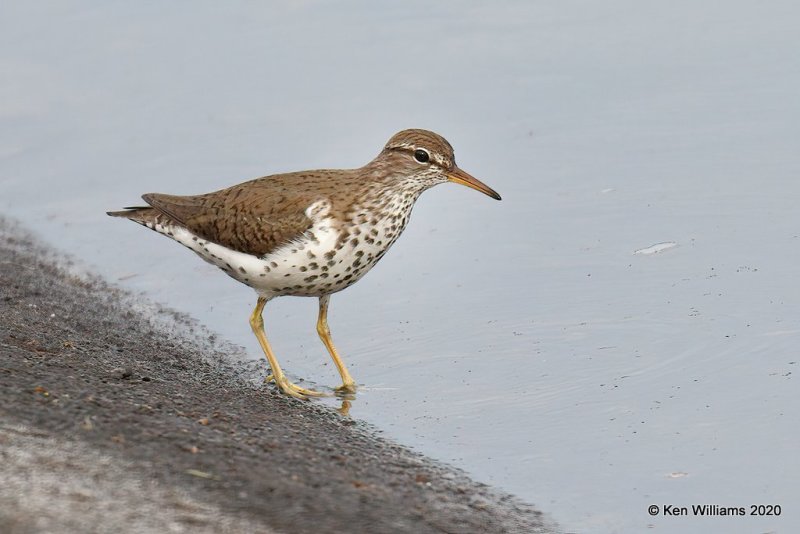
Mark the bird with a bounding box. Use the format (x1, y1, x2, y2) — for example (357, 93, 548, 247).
(108, 129, 500, 399)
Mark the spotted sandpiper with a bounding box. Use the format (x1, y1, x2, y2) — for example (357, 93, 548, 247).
(108, 129, 500, 399)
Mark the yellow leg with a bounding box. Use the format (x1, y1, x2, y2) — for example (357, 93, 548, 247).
(250, 297, 325, 399)
(317, 295, 357, 394)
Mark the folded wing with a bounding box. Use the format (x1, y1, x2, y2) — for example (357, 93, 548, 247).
(111, 178, 318, 258)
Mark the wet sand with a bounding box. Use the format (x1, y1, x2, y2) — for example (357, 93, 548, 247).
(0, 216, 556, 534)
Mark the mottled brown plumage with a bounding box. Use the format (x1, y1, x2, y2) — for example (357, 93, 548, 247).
(108, 129, 500, 399)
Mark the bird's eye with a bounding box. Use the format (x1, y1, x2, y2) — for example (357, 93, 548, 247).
(414, 149, 430, 163)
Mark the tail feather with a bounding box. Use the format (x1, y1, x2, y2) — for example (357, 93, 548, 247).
(107, 206, 157, 224)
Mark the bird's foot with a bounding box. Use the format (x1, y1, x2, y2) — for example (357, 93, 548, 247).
(266, 373, 327, 398)
(334, 381, 358, 396)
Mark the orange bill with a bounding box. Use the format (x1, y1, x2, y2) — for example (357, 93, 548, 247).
(447, 166, 501, 200)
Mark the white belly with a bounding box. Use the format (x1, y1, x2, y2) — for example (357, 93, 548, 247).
(144, 196, 411, 299)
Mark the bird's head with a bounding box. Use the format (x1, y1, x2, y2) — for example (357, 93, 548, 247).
(373, 129, 501, 200)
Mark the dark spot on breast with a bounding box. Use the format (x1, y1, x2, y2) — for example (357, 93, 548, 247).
(238, 266, 247, 274)
(300, 266, 307, 272)
(324, 251, 335, 260)
(309, 262, 319, 270)
(307, 251, 316, 259)
(350, 239, 359, 247)
(270, 261, 278, 268)
(226, 263, 233, 270)
(304, 275, 318, 282)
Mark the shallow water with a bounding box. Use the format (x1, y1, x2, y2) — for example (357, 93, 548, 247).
(2, 2, 798, 532)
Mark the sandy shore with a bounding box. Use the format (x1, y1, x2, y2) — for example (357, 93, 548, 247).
(0, 216, 556, 534)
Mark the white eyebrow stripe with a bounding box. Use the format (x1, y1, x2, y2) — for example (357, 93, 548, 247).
(386, 143, 451, 168)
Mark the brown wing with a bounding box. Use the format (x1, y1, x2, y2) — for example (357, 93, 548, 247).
(142, 176, 318, 257)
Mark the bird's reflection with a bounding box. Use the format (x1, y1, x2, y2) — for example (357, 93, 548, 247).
(336, 398, 352, 417)
(333, 389, 356, 417)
